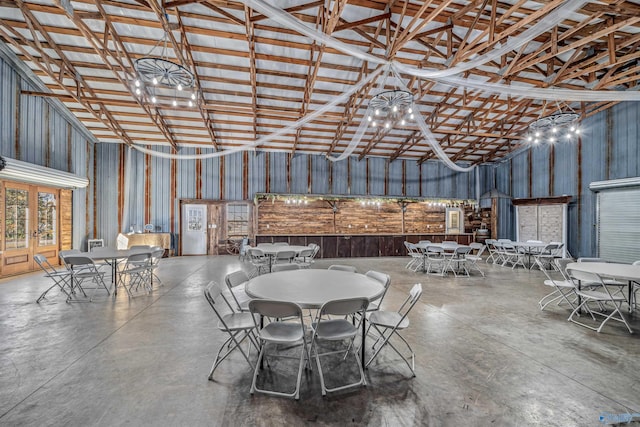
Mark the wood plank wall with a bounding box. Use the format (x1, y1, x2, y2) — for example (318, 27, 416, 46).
(257, 197, 479, 235)
(60, 189, 72, 250)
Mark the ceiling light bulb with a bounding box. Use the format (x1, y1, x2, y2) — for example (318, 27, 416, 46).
(134, 80, 140, 87)
(401, 119, 406, 125)
(393, 105, 398, 112)
(191, 93, 196, 100)
(408, 108, 413, 114)
(367, 116, 372, 122)
(551, 127, 557, 133)
(534, 138, 539, 144)
(527, 136, 533, 142)
(188, 100, 193, 107)
(570, 126, 576, 132)
(385, 122, 390, 128)
(372, 121, 377, 127)
(535, 131, 540, 137)
(565, 134, 571, 139)
(172, 100, 177, 107)
(409, 114, 414, 119)
(152, 77, 158, 85)
(375, 109, 380, 116)
(549, 137, 555, 143)
(151, 96, 157, 103)
(575, 129, 580, 134)
(177, 84, 183, 91)
(135, 88, 141, 95)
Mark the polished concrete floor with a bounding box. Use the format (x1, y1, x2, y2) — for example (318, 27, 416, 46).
(1, 255, 639, 426)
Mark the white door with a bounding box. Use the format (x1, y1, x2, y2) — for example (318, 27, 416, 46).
(182, 204, 207, 255)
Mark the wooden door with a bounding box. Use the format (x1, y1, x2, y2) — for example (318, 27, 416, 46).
(1, 182, 60, 276)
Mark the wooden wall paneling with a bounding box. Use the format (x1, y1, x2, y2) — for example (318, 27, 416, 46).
(289, 235, 306, 246)
(337, 236, 351, 257)
(350, 235, 366, 257)
(307, 235, 322, 252)
(195, 149, 202, 200)
(322, 235, 337, 258)
(403, 203, 446, 234)
(257, 199, 334, 235)
(393, 236, 405, 256)
(380, 236, 395, 256)
(60, 189, 72, 251)
(335, 200, 402, 234)
(117, 145, 125, 233)
(365, 235, 380, 257)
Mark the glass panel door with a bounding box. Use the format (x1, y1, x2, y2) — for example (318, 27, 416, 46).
(37, 191, 57, 247)
(5, 187, 30, 250)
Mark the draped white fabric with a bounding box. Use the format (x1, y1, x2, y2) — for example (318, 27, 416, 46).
(135, 0, 639, 170)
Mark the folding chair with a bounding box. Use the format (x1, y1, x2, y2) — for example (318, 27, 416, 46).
(328, 265, 357, 273)
(532, 243, 561, 271)
(465, 243, 486, 276)
(35, 254, 72, 303)
(293, 248, 315, 268)
(501, 242, 526, 269)
(204, 282, 257, 380)
(484, 239, 499, 264)
(148, 245, 165, 288)
(271, 263, 300, 272)
(273, 250, 296, 265)
(423, 246, 446, 276)
(225, 270, 251, 312)
(310, 297, 369, 395)
(249, 300, 309, 400)
(444, 246, 472, 277)
(247, 248, 269, 276)
(364, 270, 391, 312)
(566, 268, 633, 334)
(403, 242, 424, 272)
(535, 257, 577, 311)
(117, 252, 152, 298)
(365, 283, 422, 376)
(63, 255, 110, 301)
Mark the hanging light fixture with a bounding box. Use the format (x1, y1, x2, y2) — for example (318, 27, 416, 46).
(367, 89, 414, 130)
(133, 30, 196, 108)
(526, 104, 581, 145)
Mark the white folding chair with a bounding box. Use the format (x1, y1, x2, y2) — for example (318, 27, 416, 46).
(501, 243, 527, 269)
(423, 246, 446, 276)
(117, 252, 152, 298)
(536, 258, 577, 311)
(249, 300, 309, 400)
(566, 268, 633, 334)
(63, 255, 110, 301)
(247, 248, 269, 276)
(532, 243, 561, 271)
(271, 263, 301, 272)
(484, 239, 499, 264)
(148, 245, 165, 287)
(273, 250, 296, 265)
(403, 242, 424, 272)
(225, 270, 251, 312)
(294, 248, 315, 268)
(465, 243, 486, 276)
(204, 282, 258, 380)
(310, 297, 369, 395)
(365, 283, 422, 376)
(328, 265, 357, 273)
(444, 246, 472, 277)
(35, 254, 72, 303)
(364, 270, 391, 312)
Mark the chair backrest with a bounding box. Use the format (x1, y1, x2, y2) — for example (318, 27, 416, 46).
(498, 239, 512, 243)
(297, 248, 314, 258)
(397, 283, 422, 320)
(537, 258, 571, 286)
(554, 257, 575, 278)
(125, 252, 151, 267)
(441, 240, 457, 246)
(565, 268, 615, 299)
(249, 299, 302, 320)
(273, 242, 289, 246)
(275, 250, 296, 261)
(248, 248, 265, 259)
(426, 246, 444, 256)
(365, 270, 391, 304)
(272, 263, 301, 272)
(319, 297, 368, 317)
(150, 246, 165, 260)
(63, 255, 97, 269)
(204, 281, 237, 323)
(577, 257, 605, 263)
(542, 243, 560, 253)
(468, 242, 486, 257)
(418, 240, 431, 245)
(454, 246, 472, 255)
(328, 264, 357, 273)
(59, 249, 80, 261)
(527, 240, 543, 243)
(225, 270, 250, 289)
(34, 254, 57, 275)
(633, 260, 640, 266)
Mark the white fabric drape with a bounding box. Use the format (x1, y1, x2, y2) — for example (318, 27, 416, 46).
(121, 146, 133, 233)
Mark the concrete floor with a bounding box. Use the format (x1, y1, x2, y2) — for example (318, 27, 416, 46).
(1, 255, 639, 426)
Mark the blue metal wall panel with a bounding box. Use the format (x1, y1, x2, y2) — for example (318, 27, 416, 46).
(495, 161, 511, 196)
(248, 151, 266, 198)
(405, 160, 420, 197)
(388, 159, 403, 196)
(290, 154, 309, 194)
(611, 103, 640, 179)
(421, 162, 437, 197)
(553, 140, 578, 196)
(310, 155, 329, 195)
(331, 159, 348, 195)
(478, 164, 495, 195)
(150, 147, 173, 234)
(269, 152, 288, 193)
(497, 197, 514, 240)
(19, 80, 47, 165)
(201, 154, 221, 200)
(511, 152, 529, 198)
(224, 151, 243, 200)
(0, 58, 17, 157)
(349, 157, 366, 195)
(128, 148, 145, 231)
(176, 149, 196, 203)
(95, 143, 121, 247)
(48, 108, 69, 171)
(531, 144, 550, 197)
(368, 157, 386, 196)
(71, 129, 90, 249)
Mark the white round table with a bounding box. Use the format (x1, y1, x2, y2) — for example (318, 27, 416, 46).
(246, 269, 385, 368)
(245, 269, 384, 308)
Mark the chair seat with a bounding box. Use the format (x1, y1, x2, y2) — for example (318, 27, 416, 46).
(218, 312, 257, 331)
(576, 289, 627, 301)
(368, 311, 409, 329)
(314, 319, 357, 340)
(543, 279, 575, 288)
(259, 322, 305, 344)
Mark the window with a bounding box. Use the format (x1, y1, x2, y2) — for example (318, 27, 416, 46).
(38, 192, 57, 246)
(5, 188, 29, 249)
(226, 204, 249, 238)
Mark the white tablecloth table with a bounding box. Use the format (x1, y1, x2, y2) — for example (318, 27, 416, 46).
(246, 269, 385, 367)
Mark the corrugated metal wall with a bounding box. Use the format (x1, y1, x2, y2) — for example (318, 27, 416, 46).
(0, 52, 94, 251)
(493, 101, 640, 258)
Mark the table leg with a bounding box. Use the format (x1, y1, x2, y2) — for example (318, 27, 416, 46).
(361, 314, 366, 370)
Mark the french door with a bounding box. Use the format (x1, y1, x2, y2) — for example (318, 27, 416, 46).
(1, 182, 60, 276)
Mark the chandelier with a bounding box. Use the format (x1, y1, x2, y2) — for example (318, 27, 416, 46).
(133, 31, 197, 108)
(367, 89, 415, 129)
(526, 108, 581, 144)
